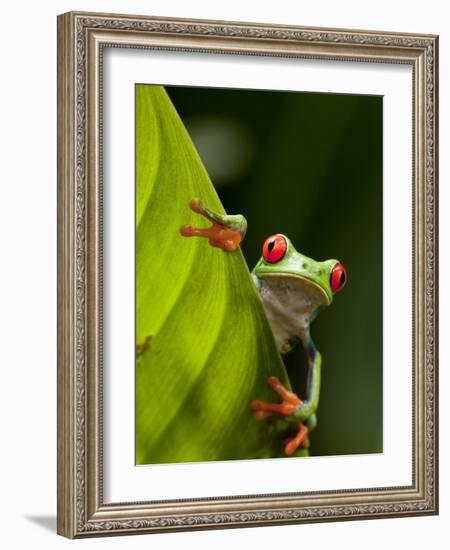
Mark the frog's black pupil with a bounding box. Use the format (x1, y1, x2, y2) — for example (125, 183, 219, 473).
(340, 271, 346, 285)
(268, 240, 275, 253)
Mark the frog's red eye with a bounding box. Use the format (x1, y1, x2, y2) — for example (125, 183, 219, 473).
(262, 234, 287, 263)
(330, 262, 347, 293)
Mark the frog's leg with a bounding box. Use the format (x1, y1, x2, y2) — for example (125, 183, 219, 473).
(180, 198, 247, 252)
(293, 333, 322, 424)
(250, 331, 321, 456)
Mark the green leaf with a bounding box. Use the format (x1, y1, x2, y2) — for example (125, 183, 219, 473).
(135, 85, 292, 464)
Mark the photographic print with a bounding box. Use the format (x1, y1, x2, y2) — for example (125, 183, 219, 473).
(58, 12, 437, 537)
(135, 84, 382, 465)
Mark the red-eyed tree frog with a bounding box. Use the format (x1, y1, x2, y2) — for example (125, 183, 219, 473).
(180, 198, 347, 456)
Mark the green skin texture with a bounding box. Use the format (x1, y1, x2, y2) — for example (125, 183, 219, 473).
(194, 203, 341, 432)
(252, 237, 338, 430)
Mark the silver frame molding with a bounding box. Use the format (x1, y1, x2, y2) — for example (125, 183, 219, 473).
(57, 11, 439, 538)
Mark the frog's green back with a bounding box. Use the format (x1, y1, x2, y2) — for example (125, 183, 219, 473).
(135, 85, 292, 464)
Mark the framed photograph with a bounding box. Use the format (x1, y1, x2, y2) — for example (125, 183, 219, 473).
(57, 11, 439, 538)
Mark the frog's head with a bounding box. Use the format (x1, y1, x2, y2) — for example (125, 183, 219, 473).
(252, 234, 347, 350)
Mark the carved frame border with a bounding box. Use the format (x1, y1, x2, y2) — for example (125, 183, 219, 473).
(57, 11, 438, 538)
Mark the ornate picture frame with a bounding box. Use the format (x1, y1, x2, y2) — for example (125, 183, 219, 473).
(57, 11, 438, 538)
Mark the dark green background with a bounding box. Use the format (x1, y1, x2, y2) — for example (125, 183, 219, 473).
(166, 86, 383, 456)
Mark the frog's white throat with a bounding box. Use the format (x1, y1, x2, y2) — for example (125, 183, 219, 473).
(255, 273, 329, 354)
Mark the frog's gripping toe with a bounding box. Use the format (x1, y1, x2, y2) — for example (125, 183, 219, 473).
(250, 376, 302, 418)
(284, 423, 310, 456)
(180, 198, 246, 252)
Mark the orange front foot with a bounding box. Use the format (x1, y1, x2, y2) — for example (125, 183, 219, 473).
(180, 222, 242, 252)
(250, 376, 303, 419)
(180, 198, 246, 252)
